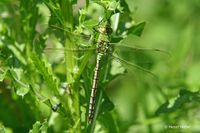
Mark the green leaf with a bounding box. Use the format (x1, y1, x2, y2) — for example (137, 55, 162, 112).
(30, 53, 59, 96)
(119, 0, 131, 13)
(128, 22, 146, 37)
(7, 44, 27, 65)
(100, 91, 115, 114)
(29, 121, 41, 133)
(0, 68, 8, 82)
(8, 68, 30, 97)
(85, 0, 89, 7)
(0, 123, 5, 133)
(155, 89, 200, 115)
(16, 87, 29, 97)
(60, 0, 74, 29)
(0, 123, 12, 133)
(98, 112, 118, 133)
(28, 120, 48, 133)
(40, 120, 48, 133)
(43, 0, 64, 26)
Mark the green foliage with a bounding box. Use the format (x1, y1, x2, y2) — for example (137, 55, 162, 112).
(30, 53, 59, 96)
(29, 120, 48, 133)
(128, 21, 146, 37)
(1, 0, 200, 132)
(156, 89, 200, 115)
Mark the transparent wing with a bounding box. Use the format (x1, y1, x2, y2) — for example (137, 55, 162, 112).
(43, 46, 96, 64)
(109, 43, 170, 76)
(44, 47, 97, 53)
(42, 45, 96, 81)
(37, 23, 93, 46)
(111, 44, 170, 56)
(111, 54, 157, 77)
(41, 23, 97, 63)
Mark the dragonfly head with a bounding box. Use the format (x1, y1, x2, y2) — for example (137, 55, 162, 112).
(105, 24, 113, 35)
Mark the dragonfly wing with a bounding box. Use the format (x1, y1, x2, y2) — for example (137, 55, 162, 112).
(42, 29, 97, 64)
(43, 47, 96, 64)
(43, 47, 97, 53)
(38, 24, 92, 40)
(112, 44, 170, 55)
(49, 25, 94, 46)
(111, 44, 170, 69)
(111, 54, 157, 77)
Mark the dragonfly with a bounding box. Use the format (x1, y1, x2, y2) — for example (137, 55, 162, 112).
(43, 19, 169, 125)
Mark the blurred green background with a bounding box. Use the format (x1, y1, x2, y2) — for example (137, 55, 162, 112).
(1, 0, 200, 132)
(110, 0, 200, 132)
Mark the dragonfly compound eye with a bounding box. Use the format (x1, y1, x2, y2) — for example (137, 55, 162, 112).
(106, 27, 113, 35)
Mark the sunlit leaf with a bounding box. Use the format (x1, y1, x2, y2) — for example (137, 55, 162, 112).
(16, 87, 29, 97)
(29, 121, 41, 133)
(0, 123, 5, 133)
(40, 120, 48, 133)
(0, 68, 8, 82)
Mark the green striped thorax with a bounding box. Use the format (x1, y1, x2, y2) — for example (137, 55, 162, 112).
(94, 20, 113, 55)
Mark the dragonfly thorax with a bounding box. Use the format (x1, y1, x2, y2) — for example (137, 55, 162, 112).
(97, 41, 111, 55)
(94, 20, 113, 35)
(98, 27, 112, 35)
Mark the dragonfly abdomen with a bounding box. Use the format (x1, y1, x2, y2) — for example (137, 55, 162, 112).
(88, 54, 102, 124)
